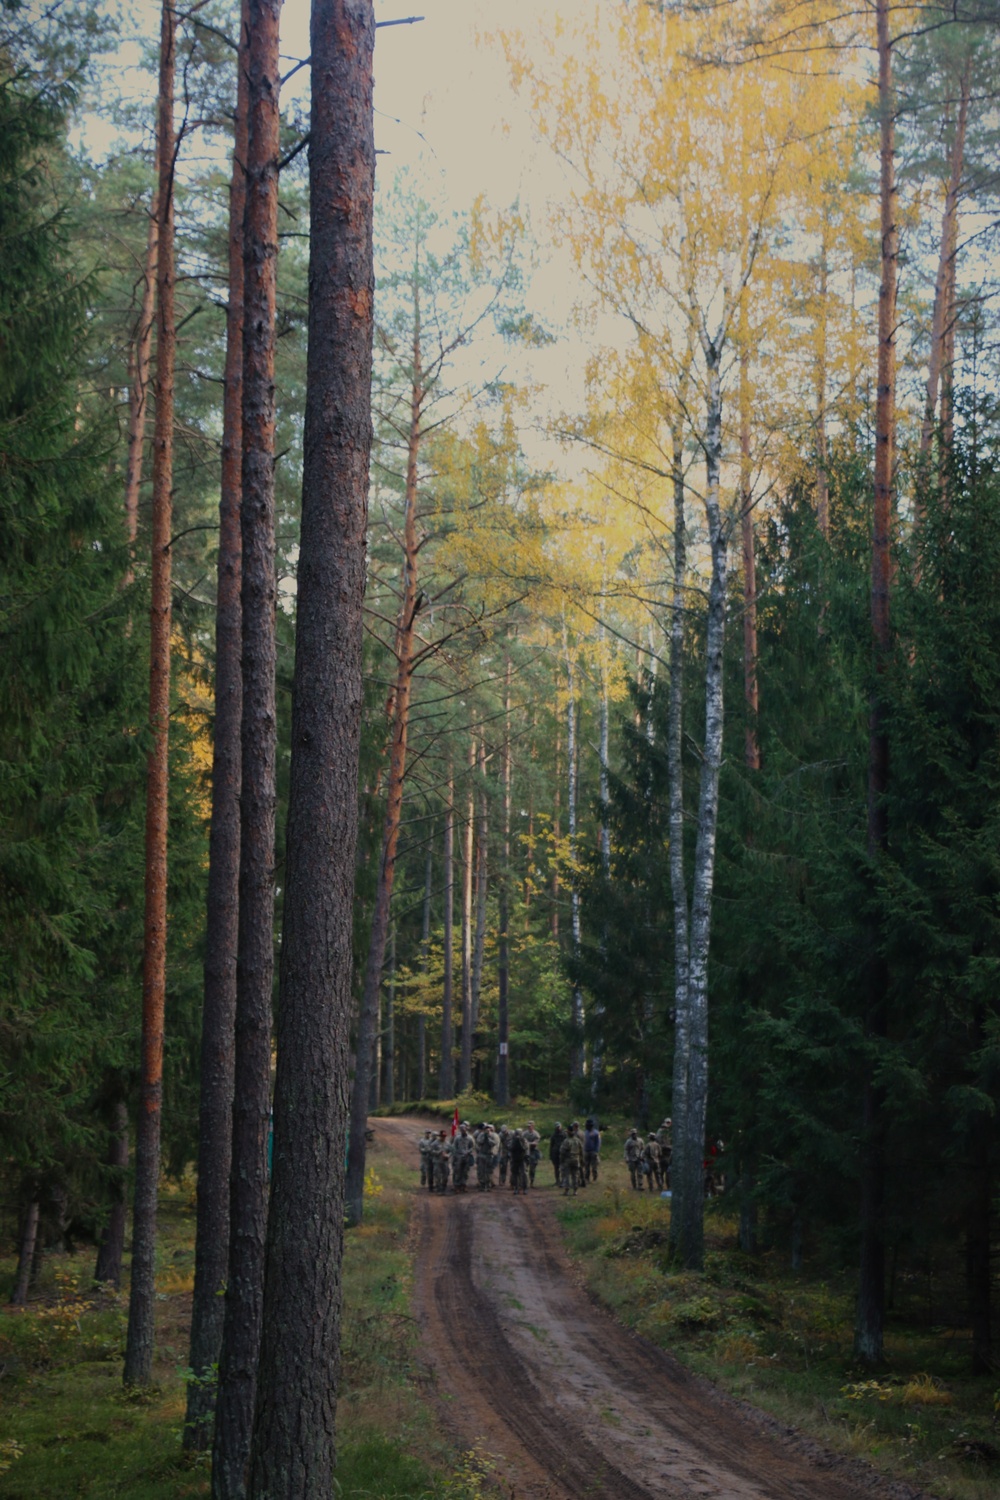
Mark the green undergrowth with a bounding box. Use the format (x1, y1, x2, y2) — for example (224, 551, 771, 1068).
(0, 1152, 490, 1499)
(556, 1166, 1000, 1500)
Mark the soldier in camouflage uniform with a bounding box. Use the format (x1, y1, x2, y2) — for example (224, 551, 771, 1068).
(549, 1123, 565, 1185)
(624, 1128, 644, 1190)
(497, 1125, 510, 1187)
(642, 1133, 663, 1193)
(559, 1121, 584, 1196)
(655, 1117, 672, 1190)
(475, 1123, 493, 1191)
(430, 1129, 451, 1192)
(523, 1121, 541, 1186)
(583, 1118, 601, 1184)
(452, 1124, 475, 1191)
(509, 1129, 529, 1194)
(418, 1129, 434, 1187)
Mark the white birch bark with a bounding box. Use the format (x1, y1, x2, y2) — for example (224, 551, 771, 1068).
(564, 627, 586, 1080)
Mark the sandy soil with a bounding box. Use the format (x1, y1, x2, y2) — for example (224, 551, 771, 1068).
(376, 1117, 929, 1500)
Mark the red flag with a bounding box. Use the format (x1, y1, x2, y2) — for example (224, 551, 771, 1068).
(451, 1106, 460, 1139)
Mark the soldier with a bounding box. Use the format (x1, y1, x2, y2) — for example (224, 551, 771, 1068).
(642, 1133, 663, 1193)
(475, 1122, 493, 1191)
(432, 1129, 451, 1192)
(452, 1123, 475, 1191)
(559, 1122, 584, 1196)
(549, 1122, 565, 1185)
(509, 1129, 529, 1195)
(523, 1121, 541, 1186)
(656, 1117, 673, 1190)
(486, 1122, 501, 1188)
(418, 1129, 434, 1187)
(624, 1127, 644, 1190)
(583, 1117, 601, 1184)
(497, 1125, 511, 1187)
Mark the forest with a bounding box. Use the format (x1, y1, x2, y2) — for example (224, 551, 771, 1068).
(2, 0, 1000, 1495)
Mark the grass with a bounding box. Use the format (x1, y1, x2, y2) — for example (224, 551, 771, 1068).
(554, 1164, 1000, 1500)
(0, 1150, 491, 1499)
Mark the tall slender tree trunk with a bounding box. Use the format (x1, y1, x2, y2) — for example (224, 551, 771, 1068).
(470, 740, 488, 1034)
(213, 0, 282, 1486)
(417, 841, 432, 1100)
(565, 634, 585, 1081)
(185, 3, 249, 1448)
(383, 924, 395, 1107)
(918, 55, 971, 474)
(667, 411, 691, 1246)
(739, 344, 759, 771)
(551, 724, 561, 941)
(246, 0, 375, 1491)
(855, 0, 896, 1368)
(815, 221, 831, 540)
(674, 341, 728, 1272)
(123, 0, 176, 1388)
(459, 736, 475, 1092)
(591, 629, 611, 1101)
(123, 147, 160, 558)
(94, 1097, 129, 1288)
(439, 772, 455, 1098)
(496, 658, 512, 1106)
(10, 1198, 39, 1307)
(345, 275, 423, 1222)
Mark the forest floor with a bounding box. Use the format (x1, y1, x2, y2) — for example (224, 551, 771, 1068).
(0, 1156, 490, 1499)
(378, 1110, 999, 1500)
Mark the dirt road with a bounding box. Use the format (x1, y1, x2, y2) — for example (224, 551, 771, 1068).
(377, 1117, 926, 1500)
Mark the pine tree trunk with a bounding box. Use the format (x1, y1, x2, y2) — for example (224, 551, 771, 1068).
(855, 0, 896, 1369)
(184, 3, 248, 1448)
(383, 924, 395, 1107)
(439, 773, 455, 1098)
(590, 634, 610, 1101)
(675, 344, 727, 1272)
(123, 0, 176, 1388)
(470, 742, 488, 1034)
(418, 841, 432, 1101)
(123, 147, 160, 556)
(459, 735, 475, 1093)
(551, 724, 560, 941)
(10, 1198, 39, 1307)
(94, 1098, 129, 1288)
(345, 276, 422, 1222)
(245, 0, 375, 1490)
(213, 0, 282, 1484)
(565, 635, 585, 1081)
(918, 56, 971, 473)
(739, 345, 759, 772)
(667, 413, 691, 1256)
(815, 223, 830, 540)
(496, 659, 512, 1106)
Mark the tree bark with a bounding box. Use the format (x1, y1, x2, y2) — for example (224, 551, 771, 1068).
(245, 0, 375, 1491)
(123, 0, 176, 1388)
(739, 344, 760, 771)
(185, 1, 249, 1449)
(674, 342, 727, 1272)
(417, 841, 432, 1100)
(345, 273, 423, 1222)
(123, 147, 160, 558)
(94, 1097, 129, 1288)
(667, 412, 691, 1247)
(213, 0, 282, 1485)
(551, 724, 560, 941)
(918, 55, 971, 474)
(565, 633, 585, 1082)
(383, 923, 395, 1107)
(470, 739, 488, 1034)
(459, 735, 475, 1092)
(10, 1198, 39, 1307)
(496, 657, 513, 1105)
(439, 772, 455, 1098)
(855, 0, 896, 1368)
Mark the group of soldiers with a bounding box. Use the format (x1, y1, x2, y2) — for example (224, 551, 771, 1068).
(623, 1118, 673, 1193)
(418, 1118, 605, 1197)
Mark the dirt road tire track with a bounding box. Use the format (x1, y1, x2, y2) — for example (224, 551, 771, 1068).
(377, 1119, 930, 1500)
